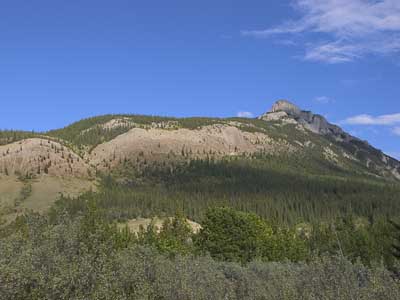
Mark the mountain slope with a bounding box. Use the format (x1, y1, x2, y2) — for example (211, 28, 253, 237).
(0, 100, 399, 223)
(38, 101, 400, 181)
(259, 100, 400, 180)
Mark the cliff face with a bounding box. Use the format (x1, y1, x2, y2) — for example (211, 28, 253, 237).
(259, 100, 400, 180)
(260, 100, 342, 135)
(271, 100, 302, 115)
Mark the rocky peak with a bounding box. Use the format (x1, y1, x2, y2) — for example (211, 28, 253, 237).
(271, 100, 301, 116)
(260, 100, 342, 136)
(259, 99, 400, 179)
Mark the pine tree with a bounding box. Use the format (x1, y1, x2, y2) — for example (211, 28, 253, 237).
(390, 220, 400, 260)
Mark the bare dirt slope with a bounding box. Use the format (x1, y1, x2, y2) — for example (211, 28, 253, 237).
(0, 138, 92, 178)
(89, 124, 294, 170)
(0, 138, 95, 222)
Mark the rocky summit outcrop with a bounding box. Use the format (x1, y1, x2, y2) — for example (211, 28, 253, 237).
(260, 100, 400, 180)
(260, 100, 343, 136)
(271, 100, 302, 115)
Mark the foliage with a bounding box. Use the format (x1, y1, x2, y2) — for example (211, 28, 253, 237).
(1, 209, 400, 299)
(195, 207, 273, 263)
(137, 213, 194, 256)
(263, 227, 309, 262)
(309, 216, 396, 266)
(391, 220, 400, 260)
(54, 156, 400, 227)
(0, 130, 39, 145)
(195, 207, 309, 264)
(2, 113, 400, 298)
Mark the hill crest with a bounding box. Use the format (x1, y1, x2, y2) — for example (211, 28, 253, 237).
(0, 100, 399, 180)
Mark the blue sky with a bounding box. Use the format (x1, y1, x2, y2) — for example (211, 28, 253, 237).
(0, 0, 399, 158)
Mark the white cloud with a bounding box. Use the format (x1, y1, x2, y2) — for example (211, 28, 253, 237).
(314, 96, 333, 104)
(392, 127, 400, 136)
(237, 111, 254, 118)
(304, 41, 363, 63)
(342, 113, 400, 125)
(274, 39, 298, 46)
(242, 0, 400, 63)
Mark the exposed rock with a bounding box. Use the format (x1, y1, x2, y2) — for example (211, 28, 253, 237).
(118, 217, 202, 234)
(271, 100, 302, 115)
(259, 111, 288, 122)
(260, 99, 400, 180)
(323, 146, 339, 164)
(260, 99, 343, 135)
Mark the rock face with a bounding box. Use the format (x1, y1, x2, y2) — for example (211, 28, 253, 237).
(260, 100, 344, 136)
(271, 100, 302, 115)
(259, 99, 400, 180)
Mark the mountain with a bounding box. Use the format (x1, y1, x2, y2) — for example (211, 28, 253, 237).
(260, 100, 400, 180)
(260, 100, 344, 135)
(0, 100, 399, 223)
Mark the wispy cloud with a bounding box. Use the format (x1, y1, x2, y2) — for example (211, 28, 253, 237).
(242, 0, 400, 63)
(237, 111, 254, 118)
(314, 96, 333, 104)
(342, 113, 400, 125)
(392, 127, 400, 136)
(274, 39, 298, 46)
(304, 41, 363, 63)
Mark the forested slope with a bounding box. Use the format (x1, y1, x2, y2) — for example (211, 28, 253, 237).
(1, 101, 400, 299)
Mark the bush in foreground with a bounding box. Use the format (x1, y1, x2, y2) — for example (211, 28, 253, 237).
(1, 211, 399, 299)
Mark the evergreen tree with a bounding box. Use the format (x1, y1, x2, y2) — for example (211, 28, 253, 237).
(195, 207, 273, 263)
(390, 220, 400, 260)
